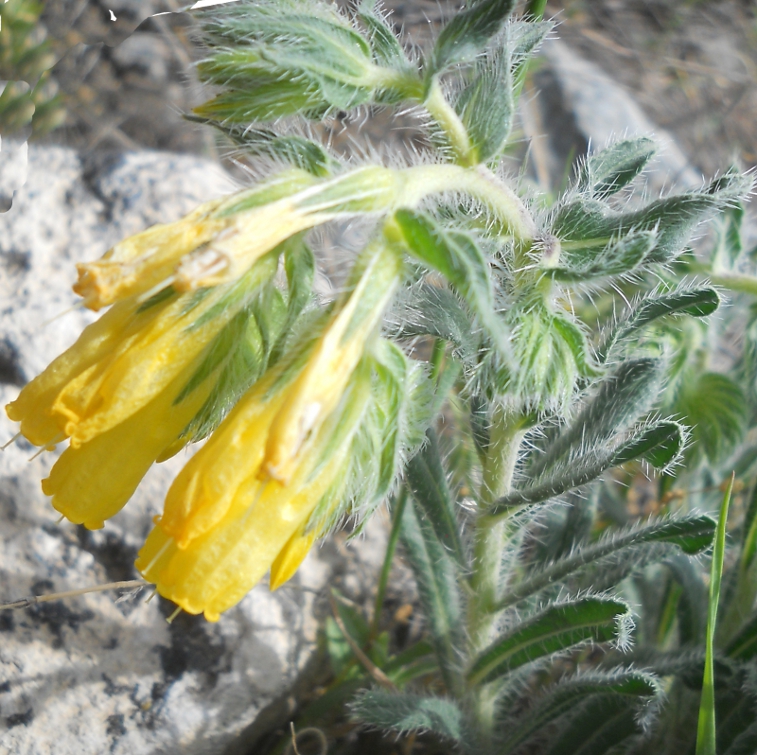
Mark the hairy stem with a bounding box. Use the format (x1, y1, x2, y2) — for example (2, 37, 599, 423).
(466, 406, 528, 740)
(423, 77, 477, 167)
(399, 163, 536, 242)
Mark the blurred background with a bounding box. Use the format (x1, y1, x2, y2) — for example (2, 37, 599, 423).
(1, 0, 755, 183)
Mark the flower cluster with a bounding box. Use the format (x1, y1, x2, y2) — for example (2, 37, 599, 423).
(6, 178, 416, 620)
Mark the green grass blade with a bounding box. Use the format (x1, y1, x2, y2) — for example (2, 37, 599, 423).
(696, 475, 734, 755)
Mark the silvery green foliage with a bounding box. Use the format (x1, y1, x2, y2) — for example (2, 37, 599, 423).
(187, 1, 755, 753)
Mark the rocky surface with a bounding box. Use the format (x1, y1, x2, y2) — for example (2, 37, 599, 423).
(0, 144, 387, 755)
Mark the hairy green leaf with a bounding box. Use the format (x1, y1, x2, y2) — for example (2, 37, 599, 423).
(544, 695, 641, 755)
(467, 598, 629, 685)
(674, 372, 746, 465)
(495, 516, 716, 610)
(455, 41, 514, 163)
(529, 359, 666, 479)
(430, 0, 517, 74)
(500, 671, 660, 755)
(389, 283, 480, 365)
(599, 286, 720, 362)
(553, 170, 751, 265)
(495, 419, 685, 514)
(187, 119, 334, 177)
(393, 210, 510, 358)
(405, 428, 468, 570)
(400, 494, 465, 695)
(356, 0, 408, 68)
(576, 137, 657, 199)
(548, 229, 657, 282)
(352, 691, 468, 744)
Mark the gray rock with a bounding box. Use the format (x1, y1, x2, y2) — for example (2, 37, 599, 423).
(0, 139, 28, 214)
(0, 144, 385, 755)
(538, 39, 703, 193)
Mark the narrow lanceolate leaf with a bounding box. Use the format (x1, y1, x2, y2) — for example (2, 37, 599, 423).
(186, 119, 334, 177)
(405, 429, 468, 570)
(675, 372, 746, 464)
(393, 210, 510, 358)
(529, 359, 665, 479)
(612, 420, 686, 469)
(548, 229, 657, 282)
(389, 283, 480, 365)
(356, 0, 408, 69)
(696, 476, 734, 755)
(598, 286, 720, 362)
(467, 598, 630, 685)
(351, 691, 468, 744)
(552, 170, 752, 265)
(496, 515, 716, 610)
(196, 0, 380, 117)
(576, 137, 657, 199)
(500, 671, 660, 755)
(455, 41, 514, 163)
(494, 420, 686, 514)
(400, 495, 465, 695)
(544, 695, 641, 755)
(429, 0, 518, 75)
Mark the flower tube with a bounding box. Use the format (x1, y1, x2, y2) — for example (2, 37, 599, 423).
(74, 166, 403, 311)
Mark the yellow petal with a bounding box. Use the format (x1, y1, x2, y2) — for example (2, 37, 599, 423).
(159, 373, 288, 547)
(74, 199, 227, 310)
(139, 427, 352, 621)
(173, 202, 314, 292)
(5, 297, 137, 447)
(41, 360, 214, 529)
(55, 258, 277, 447)
(269, 529, 316, 591)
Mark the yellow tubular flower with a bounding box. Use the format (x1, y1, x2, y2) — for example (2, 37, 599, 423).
(262, 242, 402, 484)
(73, 170, 317, 311)
(7, 253, 278, 450)
(5, 297, 137, 447)
(158, 373, 289, 548)
(137, 387, 366, 621)
(41, 360, 217, 529)
(73, 198, 227, 311)
(158, 242, 402, 548)
(73, 166, 404, 311)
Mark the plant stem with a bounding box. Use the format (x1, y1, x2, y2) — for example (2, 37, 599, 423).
(423, 77, 477, 167)
(466, 406, 528, 740)
(370, 489, 407, 640)
(696, 475, 734, 755)
(399, 163, 537, 242)
(709, 272, 757, 297)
